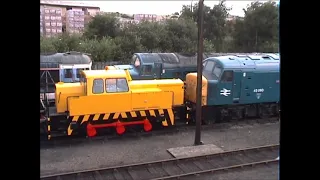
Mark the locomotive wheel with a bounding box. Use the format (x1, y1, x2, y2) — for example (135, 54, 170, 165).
(190, 111, 206, 125)
(257, 106, 269, 119)
(214, 109, 221, 123)
(237, 109, 244, 120)
(40, 122, 48, 134)
(272, 105, 280, 116)
(149, 116, 163, 130)
(40, 122, 49, 141)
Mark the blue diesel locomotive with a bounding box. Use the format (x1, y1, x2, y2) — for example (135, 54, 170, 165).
(114, 53, 279, 81)
(185, 55, 280, 123)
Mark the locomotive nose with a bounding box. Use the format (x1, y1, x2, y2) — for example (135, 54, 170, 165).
(184, 73, 208, 106)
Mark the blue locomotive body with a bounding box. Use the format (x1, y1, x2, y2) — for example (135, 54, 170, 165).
(114, 53, 279, 81)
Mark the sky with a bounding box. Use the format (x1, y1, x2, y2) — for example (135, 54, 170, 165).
(75, 1, 277, 17)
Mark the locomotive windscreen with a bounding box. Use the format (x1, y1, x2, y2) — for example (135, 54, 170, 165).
(157, 53, 180, 64)
(174, 53, 198, 66)
(139, 53, 162, 63)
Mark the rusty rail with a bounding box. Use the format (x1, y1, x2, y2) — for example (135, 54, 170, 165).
(40, 144, 279, 180)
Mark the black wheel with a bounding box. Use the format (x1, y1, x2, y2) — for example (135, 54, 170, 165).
(149, 116, 163, 130)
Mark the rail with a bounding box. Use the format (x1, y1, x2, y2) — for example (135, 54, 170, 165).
(40, 144, 279, 180)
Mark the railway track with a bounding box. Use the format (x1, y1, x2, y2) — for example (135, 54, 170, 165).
(40, 144, 279, 180)
(40, 117, 278, 148)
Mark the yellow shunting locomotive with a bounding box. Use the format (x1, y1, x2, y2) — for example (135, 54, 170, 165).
(42, 66, 186, 139)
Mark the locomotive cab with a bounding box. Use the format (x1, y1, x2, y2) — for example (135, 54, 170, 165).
(114, 53, 165, 80)
(114, 53, 198, 81)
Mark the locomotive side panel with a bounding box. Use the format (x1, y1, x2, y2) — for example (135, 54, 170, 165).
(240, 71, 279, 104)
(129, 79, 185, 106)
(67, 88, 175, 116)
(267, 72, 280, 101)
(55, 82, 85, 113)
(67, 93, 132, 116)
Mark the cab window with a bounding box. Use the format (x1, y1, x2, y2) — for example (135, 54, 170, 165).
(204, 61, 215, 72)
(92, 79, 104, 94)
(221, 70, 234, 82)
(76, 68, 89, 78)
(76, 69, 82, 78)
(79, 69, 89, 82)
(131, 54, 137, 64)
(64, 69, 73, 78)
(132, 55, 141, 67)
(203, 61, 207, 67)
(81, 78, 87, 95)
(213, 66, 222, 79)
(79, 73, 86, 83)
(106, 78, 129, 93)
(174, 72, 181, 78)
(141, 65, 152, 75)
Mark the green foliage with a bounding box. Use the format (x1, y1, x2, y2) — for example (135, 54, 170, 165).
(83, 13, 120, 39)
(40, 36, 56, 53)
(232, 1, 279, 52)
(40, 1, 279, 62)
(165, 19, 198, 53)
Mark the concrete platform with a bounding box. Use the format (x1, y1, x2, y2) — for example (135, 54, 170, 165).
(167, 144, 224, 158)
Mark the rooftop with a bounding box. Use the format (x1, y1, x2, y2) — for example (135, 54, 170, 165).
(40, 0, 100, 9)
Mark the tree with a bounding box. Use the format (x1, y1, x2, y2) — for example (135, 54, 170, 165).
(83, 13, 120, 39)
(165, 19, 198, 53)
(40, 1, 279, 61)
(179, 5, 194, 21)
(232, 1, 279, 52)
(179, 0, 230, 52)
(135, 21, 164, 52)
(114, 25, 144, 61)
(206, 0, 230, 52)
(40, 36, 57, 53)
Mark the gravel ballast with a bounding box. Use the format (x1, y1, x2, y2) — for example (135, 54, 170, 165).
(40, 122, 279, 177)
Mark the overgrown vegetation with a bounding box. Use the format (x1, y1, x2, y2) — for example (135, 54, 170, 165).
(40, 1, 279, 62)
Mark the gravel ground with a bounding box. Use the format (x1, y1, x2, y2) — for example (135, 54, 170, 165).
(40, 121, 279, 177)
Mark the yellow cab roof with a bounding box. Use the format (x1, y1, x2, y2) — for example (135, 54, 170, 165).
(55, 82, 81, 88)
(82, 70, 127, 79)
(129, 79, 183, 85)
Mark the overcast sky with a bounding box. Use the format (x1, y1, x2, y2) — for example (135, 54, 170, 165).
(76, 1, 277, 17)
